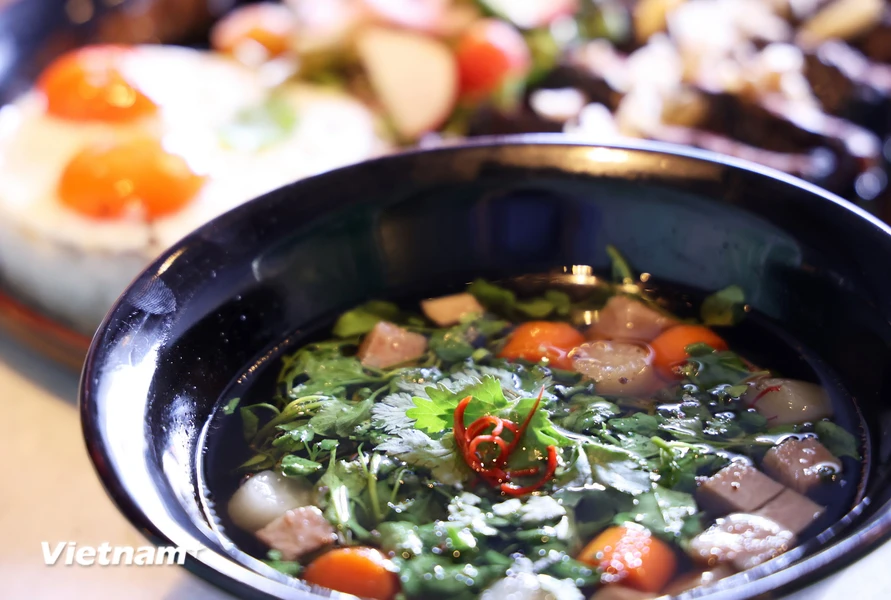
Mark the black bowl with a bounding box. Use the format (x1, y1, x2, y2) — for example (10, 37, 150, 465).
(80, 137, 891, 599)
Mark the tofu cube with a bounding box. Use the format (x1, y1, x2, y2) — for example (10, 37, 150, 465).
(754, 488, 826, 534)
(762, 437, 841, 494)
(697, 462, 785, 514)
(421, 293, 484, 326)
(357, 321, 427, 369)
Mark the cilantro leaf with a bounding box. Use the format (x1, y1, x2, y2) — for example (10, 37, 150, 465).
(515, 297, 556, 318)
(701, 285, 746, 326)
(281, 455, 323, 477)
(505, 396, 572, 450)
(429, 317, 509, 362)
(332, 301, 401, 338)
(615, 485, 700, 540)
(371, 392, 417, 434)
(375, 430, 471, 485)
(223, 397, 240, 415)
(378, 521, 424, 557)
(468, 279, 516, 313)
(407, 375, 508, 434)
(545, 290, 572, 316)
(240, 403, 279, 441)
(609, 413, 661, 437)
(309, 398, 372, 438)
(584, 441, 652, 495)
(560, 397, 618, 433)
(815, 421, 861, 459)
(272, 424, 315, 451)
(679, 347, 752, 389)
(263, 550, 301, 577)
(318, 457, 371, 539)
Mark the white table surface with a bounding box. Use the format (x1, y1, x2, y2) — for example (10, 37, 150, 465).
(0, 331, 889, 600)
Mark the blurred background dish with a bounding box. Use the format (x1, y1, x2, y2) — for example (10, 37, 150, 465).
(1, 0, 890, 363)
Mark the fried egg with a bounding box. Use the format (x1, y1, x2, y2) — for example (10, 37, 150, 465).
(0, 44, 386, 332)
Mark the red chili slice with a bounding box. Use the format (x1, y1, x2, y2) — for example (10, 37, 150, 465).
(500, 445, 559, 496)
(453, 387, 557, 495)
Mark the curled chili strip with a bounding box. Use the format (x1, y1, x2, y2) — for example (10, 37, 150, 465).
(452, 386, 558, 495)
(500, 445, 559, 496)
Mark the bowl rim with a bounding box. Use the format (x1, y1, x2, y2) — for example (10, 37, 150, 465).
(80, 135, 891, 600)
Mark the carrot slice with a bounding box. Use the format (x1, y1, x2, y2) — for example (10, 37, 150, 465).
(303, 547, 398, 600)
(650, 324, 728, 379)
(578, 524, 678, 593)
(499, 321, 584, 370)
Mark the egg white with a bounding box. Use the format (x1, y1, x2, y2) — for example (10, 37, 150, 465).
(152, 82, 388, 248)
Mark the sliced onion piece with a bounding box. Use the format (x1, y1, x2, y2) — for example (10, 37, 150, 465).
(571, 340, 663, 397)
(227, 470, 316, 532)
(742, 377, 833, 426)
(588, 295, 678, 342)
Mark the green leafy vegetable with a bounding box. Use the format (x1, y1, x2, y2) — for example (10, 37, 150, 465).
(615, 485, 700, 540)
(701, 285, 746, 326)
(280, 455, 322, 477)
(263, 550, 301, 576)
(560, 397, 618, 433)
(240, 403, 279, 441)
(468, 279, 517, 313)
(584, 441, 652, 495)
(375, 430, 471, 485)
(407, 375, 508, 434)
(309, 398, 373, 438)
(606, 244, 635, 284)
(223, 397, 240, 415)
(815, 421, 861, 459)
(332, 300, 401, 338)
(679, 346, 752, 389)
(467, 279, 573, 321)
(610, 413, 661, 437)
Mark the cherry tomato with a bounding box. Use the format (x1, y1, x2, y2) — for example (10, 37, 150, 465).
(303, 547, 398, 600)
(210, 3, 296, 60)
(499, 321, 585, 370)
(650, 324, 728, 379)
(455, 19, 531, 99)
(37, 45, 156, 122)
(57, 137, 204, 220)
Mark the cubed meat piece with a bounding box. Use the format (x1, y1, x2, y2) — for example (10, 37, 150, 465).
(663, 564, 734, 596)
(421, 293, 484, 326)
(754, 488, 826, 534)
(358, 321, 427, 369)
(742, 378, 833, 426)
(255, 505, 337, 561)
(762, 437, 842, 494)
(588, 296, 678, 342)
(587, 586, 657, 600)
(688, 513, 795, 571)
(697, 462, 784, 514)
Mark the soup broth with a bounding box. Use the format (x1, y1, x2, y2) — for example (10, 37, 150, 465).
(200, 258, 866, 600)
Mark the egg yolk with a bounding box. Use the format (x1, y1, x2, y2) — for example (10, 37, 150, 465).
(58, 137, 205, 220)
(37, 45, 156, 122)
